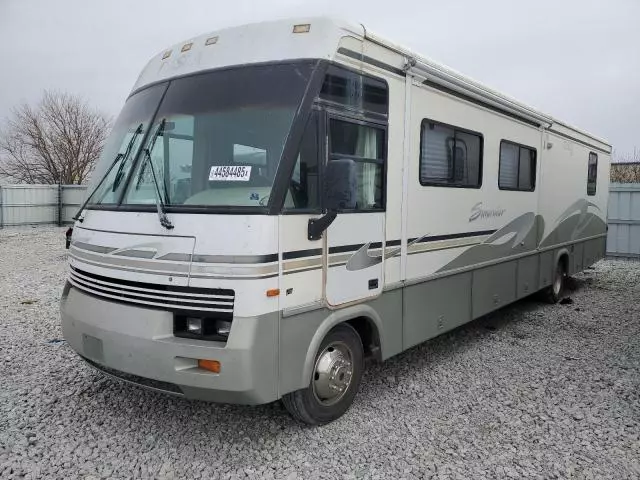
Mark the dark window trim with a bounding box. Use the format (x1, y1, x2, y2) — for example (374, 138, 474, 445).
(323, 107, 387, 128)
(418, 118, 484, 189)
(327, 113, 388, 212)
(498, 140, 537, 192)
(282, 208, 323, 215)
(267, 60, 327, 215)
(127, 59, 322, 99)
(281, 110, 322, 214)
(315, 99, 388, 122)
(587, 152, 598, 196)
(330, 153, 385, 165)
(88, 60, 323, 216)
(84, 203, 270, 215)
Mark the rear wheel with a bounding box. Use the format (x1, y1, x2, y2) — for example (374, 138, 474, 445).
(544, 259, 566, 303)
(282, 324, 363, 425)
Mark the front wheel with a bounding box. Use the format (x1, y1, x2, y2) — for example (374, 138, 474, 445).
(544, 260, 566, 303)
(282, 324, 364, 425)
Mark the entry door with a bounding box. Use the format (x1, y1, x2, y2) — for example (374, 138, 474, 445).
(324, 116, 387, 306)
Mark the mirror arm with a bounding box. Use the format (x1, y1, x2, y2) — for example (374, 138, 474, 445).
(307, 210, 338, 241)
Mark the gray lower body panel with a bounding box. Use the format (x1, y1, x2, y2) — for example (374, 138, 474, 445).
(61, 236, 606, 405)
(403, 273, 471, 349)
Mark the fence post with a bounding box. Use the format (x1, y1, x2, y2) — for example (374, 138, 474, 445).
(0, 185, 3, 229)
(57, 183, 63, 227)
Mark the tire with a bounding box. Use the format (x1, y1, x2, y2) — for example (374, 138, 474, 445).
(544, 259, 566, 304)
(282, 324, 364, 425)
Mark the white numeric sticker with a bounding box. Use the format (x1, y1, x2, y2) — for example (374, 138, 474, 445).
(209, 165, 252, 181)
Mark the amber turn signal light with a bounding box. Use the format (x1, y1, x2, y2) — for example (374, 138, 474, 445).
(198, 359, 221, 373)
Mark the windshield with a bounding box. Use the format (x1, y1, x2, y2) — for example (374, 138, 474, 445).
(116, 62, 315, 208)
(87, 84, 167, 205)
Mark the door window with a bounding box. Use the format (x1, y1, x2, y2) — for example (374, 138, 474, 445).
(328, 119, 385, 211)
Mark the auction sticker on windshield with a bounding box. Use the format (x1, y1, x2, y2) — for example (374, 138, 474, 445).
(209, 165, 252, 181)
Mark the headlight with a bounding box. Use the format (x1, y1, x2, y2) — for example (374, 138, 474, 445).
(174, 315, 232, 341)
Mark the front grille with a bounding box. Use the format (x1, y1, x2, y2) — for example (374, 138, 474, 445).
(82, 356, 184, 396)
(69, 267, 234, 315)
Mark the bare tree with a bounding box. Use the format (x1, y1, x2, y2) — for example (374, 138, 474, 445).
(0, 90, 111, 184)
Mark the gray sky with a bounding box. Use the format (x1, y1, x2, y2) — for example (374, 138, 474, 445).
(1, 0, 638, 158)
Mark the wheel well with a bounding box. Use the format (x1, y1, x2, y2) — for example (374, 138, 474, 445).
(558, 252, 569, 273)
(346, 317, 381, 362)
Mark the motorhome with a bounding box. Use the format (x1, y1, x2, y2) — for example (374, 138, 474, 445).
(61, 17, 611, 425)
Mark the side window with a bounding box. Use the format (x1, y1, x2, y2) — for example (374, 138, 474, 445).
(328, 118, 385, 210)
(284, 113, 319, 210)
(320, 66, 388, 115)
(587, 152, 598, 196)
(498, 141, 537, 191)
(419, 120, 482, 188)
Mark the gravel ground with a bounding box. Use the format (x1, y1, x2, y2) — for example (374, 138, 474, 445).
(1, 226, 639, 480)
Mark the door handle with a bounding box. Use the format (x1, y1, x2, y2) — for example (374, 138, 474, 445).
(368, 278, 379, 290)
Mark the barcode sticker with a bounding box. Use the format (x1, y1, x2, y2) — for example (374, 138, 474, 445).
(209, 165, 251, 181)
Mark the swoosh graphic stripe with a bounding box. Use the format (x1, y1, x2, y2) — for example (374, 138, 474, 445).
(283, 248, 323, 260)
(408, 230, 497, 244)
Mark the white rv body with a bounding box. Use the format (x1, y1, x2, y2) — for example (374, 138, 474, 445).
(61, 17, 611, 416)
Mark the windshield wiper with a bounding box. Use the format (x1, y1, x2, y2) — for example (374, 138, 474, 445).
(142, 119, 174, 230)
(73, 123, 144, 222)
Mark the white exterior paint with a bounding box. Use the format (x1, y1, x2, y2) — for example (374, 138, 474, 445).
(132, 17, 364, 93)
(68, 16, 611, 333)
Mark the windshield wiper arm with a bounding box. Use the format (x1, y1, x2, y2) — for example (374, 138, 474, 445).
(142, 119, 174, 230)
(73, 123, 143, 222)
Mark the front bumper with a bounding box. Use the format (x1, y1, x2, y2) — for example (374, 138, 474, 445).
(61, 285, 279, 405)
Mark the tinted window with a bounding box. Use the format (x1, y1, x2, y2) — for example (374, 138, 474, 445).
(587, 152, 598, 195)
(329, 119, 384, 160)
(498, 141, 537, 191)
(328, 118, 385, 210)
(320, 66, 388, 115)
(419, 120, 483, 188)
(120, 62, 315, 208)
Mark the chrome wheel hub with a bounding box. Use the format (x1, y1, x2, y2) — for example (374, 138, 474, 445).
(553, 270, 562, 295)
(313, 341, 353, 406)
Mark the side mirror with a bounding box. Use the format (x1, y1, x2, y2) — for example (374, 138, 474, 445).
(65, 227, 73, 249)
(308, 159, 357, 241)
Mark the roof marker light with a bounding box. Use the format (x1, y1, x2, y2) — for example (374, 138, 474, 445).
(205, 36, 219, 46)
(161, 50, 172, 60)
(292, 24, 311, 34)
(181, 42, 193, 53)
